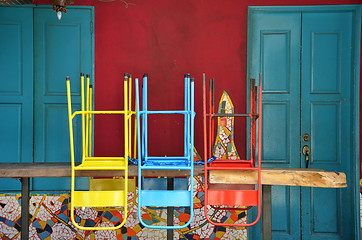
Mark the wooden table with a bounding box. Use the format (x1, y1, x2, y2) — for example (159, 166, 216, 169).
(0, 163, 347, 240)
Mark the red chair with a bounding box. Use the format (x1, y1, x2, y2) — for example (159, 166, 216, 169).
(203, 74, 263, 227)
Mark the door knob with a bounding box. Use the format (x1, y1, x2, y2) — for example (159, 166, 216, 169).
(302, 145, 310, 168)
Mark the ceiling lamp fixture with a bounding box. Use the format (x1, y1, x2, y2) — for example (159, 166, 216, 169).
(52, 0, 67, 20)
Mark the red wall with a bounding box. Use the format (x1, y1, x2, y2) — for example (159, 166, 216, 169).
(35, 0, 361, 161)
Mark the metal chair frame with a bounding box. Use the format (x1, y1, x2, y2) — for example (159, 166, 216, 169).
(135, 74, 195, 229)
(202, 73, 263, 227)
(67, 73, 136, 230)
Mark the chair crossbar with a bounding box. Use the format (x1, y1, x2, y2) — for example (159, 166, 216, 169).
(139, 110, 193, 115)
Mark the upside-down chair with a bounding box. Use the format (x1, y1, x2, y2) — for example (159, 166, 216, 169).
(135, 74, 195, 229)
(203, 73, 263, 227)
(66, 73, 136, 230)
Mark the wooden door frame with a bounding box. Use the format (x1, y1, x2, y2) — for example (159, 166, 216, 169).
(247, 4, 361, 238)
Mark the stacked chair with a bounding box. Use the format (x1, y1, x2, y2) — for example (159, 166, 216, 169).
(66, 72, 262, 230)
(202, 73, 263, 227)
(135, 74, 195, 229)
(66, 73, 136, 230)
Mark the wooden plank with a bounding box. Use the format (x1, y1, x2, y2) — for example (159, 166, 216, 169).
(209, 168, 347, 188)
(0, 163, 70, 178)
(0, 163, 347, 188)
(0, 163, 204, 178)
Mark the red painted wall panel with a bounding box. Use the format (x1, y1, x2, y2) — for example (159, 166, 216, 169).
(92, 0, 251, 158)
(34, 0, 361, 162)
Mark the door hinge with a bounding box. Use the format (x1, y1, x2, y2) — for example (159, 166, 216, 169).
(90, 22, 93, 35)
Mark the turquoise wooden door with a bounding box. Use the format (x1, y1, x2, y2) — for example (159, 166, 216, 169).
(248, 6, 361, 240)
(300, 11, 355, 239)
(0, 7, 33, 191)
(33, 7, 92, 190)
(248, 11, 302, 239)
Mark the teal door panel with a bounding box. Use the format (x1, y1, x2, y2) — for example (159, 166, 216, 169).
(248, 11, 301, 239)
(33, 7, 92, 190)
(0, 7, 33, 191)
(31, 177, 89, 191)
(301, 11, 353, 239)
(248, 6, 360, 240)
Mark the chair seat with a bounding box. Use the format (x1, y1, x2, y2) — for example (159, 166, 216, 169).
(209, 159, 253, 168)
(75, 157, 126, 170)
(207, 189, 258, 206)
(73, 190, 125, 207)
(140, 190, 191, 207)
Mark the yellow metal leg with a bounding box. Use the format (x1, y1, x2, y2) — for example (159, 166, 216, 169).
(88, 86, 93, 157)
(85, 75, 90, 157)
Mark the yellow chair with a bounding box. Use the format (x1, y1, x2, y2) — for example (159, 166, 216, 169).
(66, 73, 136, 230)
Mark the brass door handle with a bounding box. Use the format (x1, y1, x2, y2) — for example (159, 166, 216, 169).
(302, 145, 310, 168)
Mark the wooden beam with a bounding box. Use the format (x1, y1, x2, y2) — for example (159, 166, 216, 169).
(209, 168, 347, 188)
(0, 163, 347, 188)
(0, 163, 204, 178)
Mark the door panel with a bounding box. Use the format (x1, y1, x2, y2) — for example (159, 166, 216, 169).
(310, 33, 340, 94)
(311, 103, 340, 164)
(0, 7, 33, 191)
(262, 103, 289, 163)
(248, 12, 301, 239)
(301, 11, 353, 239)
(33, 7, 92, 190)
(271, 185, 291, 234)
(311, 188, 341, 234)
(261, 31, 291, 93)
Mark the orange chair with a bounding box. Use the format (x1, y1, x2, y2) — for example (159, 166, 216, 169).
(203, 73, 263, 227)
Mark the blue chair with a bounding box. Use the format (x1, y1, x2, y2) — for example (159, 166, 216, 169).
(135, 74, 195, 229)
